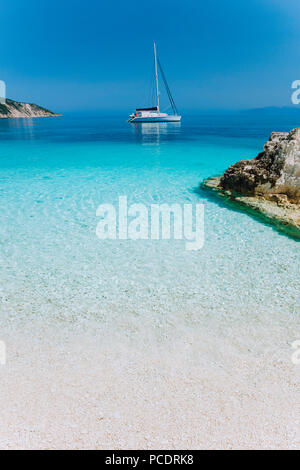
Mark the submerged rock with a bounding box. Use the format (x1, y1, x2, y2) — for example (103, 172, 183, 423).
(202, 128, 300, 239)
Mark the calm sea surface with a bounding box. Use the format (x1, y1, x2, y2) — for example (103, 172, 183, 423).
(0, 113, 299, 324)
(0, 112, 299, 449)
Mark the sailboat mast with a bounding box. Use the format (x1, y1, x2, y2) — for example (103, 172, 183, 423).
(153, 42, 160, 112)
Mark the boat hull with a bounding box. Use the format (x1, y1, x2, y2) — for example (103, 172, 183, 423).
(129, 115, 181, 123)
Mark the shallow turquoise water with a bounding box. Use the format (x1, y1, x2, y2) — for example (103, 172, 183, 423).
(0, 113, 299, 327)
(1, 113, 299, 449)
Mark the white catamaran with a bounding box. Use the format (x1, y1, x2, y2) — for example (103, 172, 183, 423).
(128, 43, 181, 123)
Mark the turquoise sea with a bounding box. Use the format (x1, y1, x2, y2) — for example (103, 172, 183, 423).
(0, 112, 299, 449)
(0, 113, 299, 320)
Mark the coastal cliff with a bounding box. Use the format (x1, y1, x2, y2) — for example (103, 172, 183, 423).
(202, 128, 300, 238)
(0, 98, 61, 118)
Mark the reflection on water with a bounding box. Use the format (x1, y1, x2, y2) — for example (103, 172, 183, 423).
(0, 117, 36, 140)
(0, 116, 184, 144)
(132, 122, 182, 144)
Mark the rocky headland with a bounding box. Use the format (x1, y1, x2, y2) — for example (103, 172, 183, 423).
(202, 128, 300, 238)
(0, 98, 61, 118)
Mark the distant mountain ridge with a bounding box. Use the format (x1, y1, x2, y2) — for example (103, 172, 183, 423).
(0, 98, 61, 118)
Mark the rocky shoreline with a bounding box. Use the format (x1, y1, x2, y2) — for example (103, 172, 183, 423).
(0, 98, 61, 118)
(202, 128, 300, 239)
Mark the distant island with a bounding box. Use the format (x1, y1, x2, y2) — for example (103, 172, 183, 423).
(0, 98, 61, 118)
(202, 128, 300, 239)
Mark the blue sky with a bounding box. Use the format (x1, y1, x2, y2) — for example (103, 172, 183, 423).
(1, 0, 300, 111)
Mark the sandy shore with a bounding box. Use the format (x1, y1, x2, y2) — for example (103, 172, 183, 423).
(0, 311, 299, 450)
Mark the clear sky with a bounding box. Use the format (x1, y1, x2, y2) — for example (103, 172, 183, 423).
(1, 0, 300, 111)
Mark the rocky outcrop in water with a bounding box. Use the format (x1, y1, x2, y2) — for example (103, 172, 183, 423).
(0, 98, 61, 118)
(220, 128, 300, 204)
(202, 128, 300, 238)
